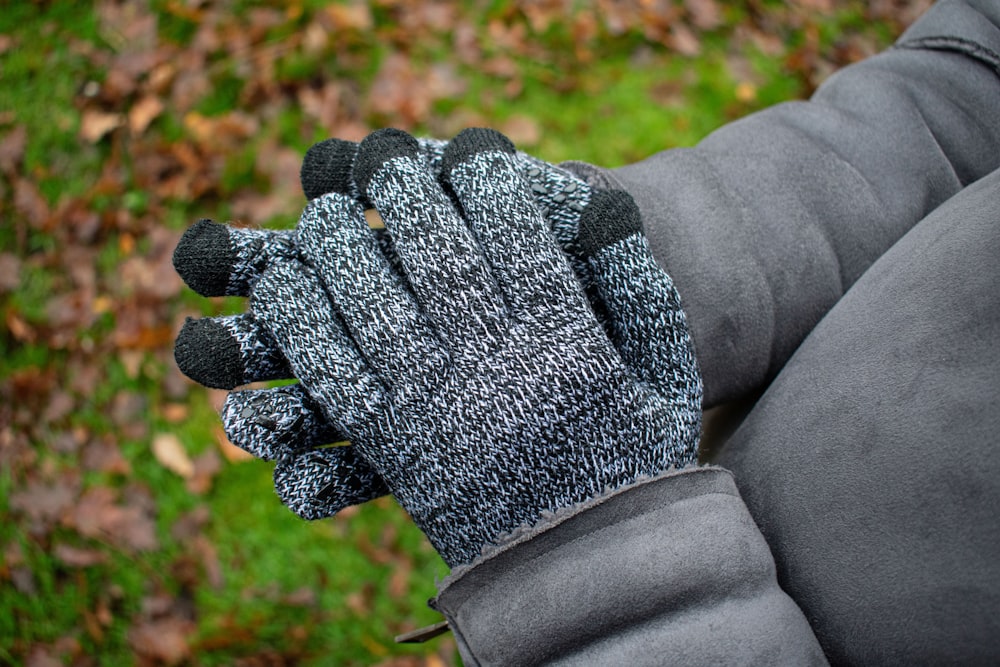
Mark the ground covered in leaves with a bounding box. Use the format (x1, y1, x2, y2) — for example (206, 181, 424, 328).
(1, 1, 924, 664)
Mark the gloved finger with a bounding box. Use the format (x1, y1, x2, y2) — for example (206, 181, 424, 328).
(300, 136, 595, 298)
(354, 128, 506, 345)
(222, 384, 345, 461)
(300, 138, 365, 202)
(579, 189, 703, 425)
(174, 313, 292, 390)
(274, 446, 389, 520)
(300, 136, 449, 202)
(297, 193, 448, 394)
(252, 257, 385, 433)
(441, 128, 588, 319)
(173, 219, 297, 297)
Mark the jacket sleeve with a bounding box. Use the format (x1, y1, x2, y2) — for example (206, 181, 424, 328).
(432, 468, 828, 666)
(571, 0, 1000, 407)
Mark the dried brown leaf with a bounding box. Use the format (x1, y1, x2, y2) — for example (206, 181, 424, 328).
(54, 543, 109, 567)
(670, 22, 702, 57)
(0, 124, 26, 174)
(128, 617, 194, 666)
(45, 291, 92, 333)
(42, 390, 75, 424)
(498, 115, 541, 147)
(14, 177, 50, 227)
(10, 478, 79, 526)
(186, 448, 221, 495)
(282, 586, 317, 607)
(82, 437, 131, 475)
(128, 94, 165, 135)
(162, 403, 189, 423)
(24, 646, 62, 667)
(118, 226, 182, 300)
(298, 82, 341, 131)
(685, 0, 723, 30)
(152, 433, 195, 479)
(302, 20, 329, 54)
(97, 0, 158, 53)
(324, 4, 373, 31)
(69, 487, 159, 552)
(0, 252, 21, 292)
(112, 391, 149, 441)
(79, 109, 123, 143)
(194, 535, 223, 589)
(184, 111, 259, 148)
(171, 505, 210, 542)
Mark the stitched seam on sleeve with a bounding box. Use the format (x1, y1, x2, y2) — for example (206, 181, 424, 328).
(895, 36, 1000, 75)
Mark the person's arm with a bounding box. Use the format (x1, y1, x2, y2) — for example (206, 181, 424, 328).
(433, 468, 828, 666)
(569, 0, 1000, 406)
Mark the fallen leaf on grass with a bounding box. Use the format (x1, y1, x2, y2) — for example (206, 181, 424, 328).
(185, 448, 221, 495)
(498, 115, 541, 147)
(128, 617, 194, 666)
(79, 109, 123, 143)
(68, 486, 159, 552)
(0, 125, 26, 173)
(129, 94, 164, 135)
(152, 433, 194, 479)
(82, 437, 132, 475)
(685, 0, 723, 30)
(14, 177, 50, 226)
(54, 543, 108, 567)
(161, 403, 188, 423)
(24, 646, 62, 667)
(10, 478, 79, 527)
(324, 3, 373, 31)
(670, 22, 702, 57)
(0, 253, 21, 292)
(170, 505, 210, 542)
(194, 536, 223, 589)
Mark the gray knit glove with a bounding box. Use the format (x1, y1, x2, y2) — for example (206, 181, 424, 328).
(173, 131, 702, 533)
(198, 128, 700, 566)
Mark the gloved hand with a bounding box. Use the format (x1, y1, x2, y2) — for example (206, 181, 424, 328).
(172, 130, 702, 529)
(174, 137, 606, 389)
(208, 127, 701, 566)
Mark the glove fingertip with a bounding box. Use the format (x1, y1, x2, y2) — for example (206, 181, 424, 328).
(173, 219, 236, 297)
(174, 317, 246, 390)
(577, 189, 643, 259)
(301, 138, 360, 201)
(353, 128, 420, 198)
(441, 128, 516, 182)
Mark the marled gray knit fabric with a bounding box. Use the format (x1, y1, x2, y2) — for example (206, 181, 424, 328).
(173, 131, 701, 534)
(174, 312, 291, 390)
(242, 128, 700, 565)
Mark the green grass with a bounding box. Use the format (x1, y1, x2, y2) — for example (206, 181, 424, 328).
(0, 2, 904, 664)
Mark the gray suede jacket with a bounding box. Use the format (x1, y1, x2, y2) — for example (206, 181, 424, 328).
(431, 1, 1000, 664)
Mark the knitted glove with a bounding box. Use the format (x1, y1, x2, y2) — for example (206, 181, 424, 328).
(173, 131, 701, 524)
(174, 138, 604, 388)
(238, 127, 700, 566)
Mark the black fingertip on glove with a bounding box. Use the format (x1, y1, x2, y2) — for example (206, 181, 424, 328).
(576, 189, 644, 259)
(352, 128, 421, 197)
(300, 138, 359, 201)
(172, 219, 237, 297)
(440, 128, 517, 182)
(174, 317, 246, 390)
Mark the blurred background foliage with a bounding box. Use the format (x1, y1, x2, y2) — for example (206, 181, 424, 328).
(0, 0, 925, 664)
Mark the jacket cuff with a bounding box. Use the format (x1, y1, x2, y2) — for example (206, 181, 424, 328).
(432, 467, 828, 666)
